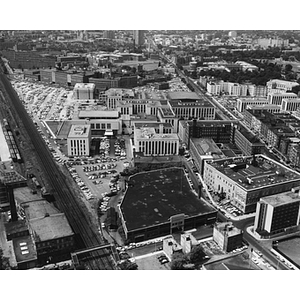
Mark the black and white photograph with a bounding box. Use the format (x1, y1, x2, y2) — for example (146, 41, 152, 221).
(1, 1, 299, 299)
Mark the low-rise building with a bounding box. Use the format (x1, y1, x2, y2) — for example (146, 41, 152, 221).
(73, 83, 95, 100)
(21, 199, 75, 265)
(213, 222, 243, 252)
(234, 125, 264, 156)
(163, 237, 183, 259)
(134, 126, 179, 156)
(190, 138, 225, 175)
(67, 124, 91, 157)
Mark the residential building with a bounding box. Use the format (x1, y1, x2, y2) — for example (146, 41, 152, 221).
(254, 189, 300, 238)
(207, 82, 221, 95)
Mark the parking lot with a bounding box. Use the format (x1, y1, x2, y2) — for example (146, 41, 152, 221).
(134, 252, 171, 270)
(11, 80, 75, 122)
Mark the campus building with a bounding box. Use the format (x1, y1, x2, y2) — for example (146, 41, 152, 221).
(203, 155, 300, 213)
(67, 124, 91, 156)
(254, 189, 300, 238)
(213, 222, 243, 252)
(236, 98, 269, 113)
(267, 92, 298, 106)
(119, 168, 217, 242)
(73, 83, 95, 100)
(266, 79, 299, 94)
(167, 91, 215, 120)
(178, 119, 237, 149)
(189, 138, 225, 175)
(78, 110, 121, 136)
(234, 125, 264, 156)
(133, 126, 179, 156)
(281, 98, 300, 112)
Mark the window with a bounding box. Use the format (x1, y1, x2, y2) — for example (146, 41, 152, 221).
(96, 123, 100, 129)
(101, 123, 105, 130)
(107, 123, 111, 129)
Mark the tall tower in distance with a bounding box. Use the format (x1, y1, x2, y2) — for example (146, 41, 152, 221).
(103, 30, 115, 39)
(133, 30, 145, 47)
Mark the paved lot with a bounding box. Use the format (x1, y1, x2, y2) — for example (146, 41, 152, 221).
(134, 252, 171, 270)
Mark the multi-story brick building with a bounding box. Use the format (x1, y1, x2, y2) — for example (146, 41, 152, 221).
(203, 155, 300, 213)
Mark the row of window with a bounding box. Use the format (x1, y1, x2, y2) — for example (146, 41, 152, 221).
(91, 123, 112, 130)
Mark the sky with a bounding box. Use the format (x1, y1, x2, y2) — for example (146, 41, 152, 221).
(2, 0, 300, 30)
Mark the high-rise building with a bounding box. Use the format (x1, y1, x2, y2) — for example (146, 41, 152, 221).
(103, 30, 115, 39)
(254, 189, 300, 238)
(133, 30, 145, 47)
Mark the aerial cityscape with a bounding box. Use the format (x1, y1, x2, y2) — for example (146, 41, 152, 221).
(2, 29, 300, 271)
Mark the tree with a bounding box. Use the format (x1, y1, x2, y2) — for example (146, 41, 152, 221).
(285, 64, 293, 73)
(189, 244, 206, 265)
(170, 252, 189, 270)
(0, 248, 10, 270)
(119, 259, 138, 270)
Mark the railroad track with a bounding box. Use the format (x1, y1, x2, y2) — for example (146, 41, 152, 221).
(0, 72, 116, 270)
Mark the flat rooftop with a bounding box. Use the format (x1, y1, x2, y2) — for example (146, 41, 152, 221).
(134, 122, 172, 129)
(261, 190, 300, 207)
(207, 155, 300, 190)
(168, 91, 201, 101)
(0, 170, 27, 185)
(5, 219, 28, 235)
(13, 236, 37, 264)
(68, 124, 91, 139)
(158, 107, 175, 117)
(169, 99, 214, 108)
(214, 222, 242, 237)
(78, 110, 119, 119)
(135, 127, 178, 140)
(30, 213, 74, 241)
(21, 199, 61, 220)
(74, 83, 95, 90)
(191, 138, 223, 156)
(121, 167, 216, 231)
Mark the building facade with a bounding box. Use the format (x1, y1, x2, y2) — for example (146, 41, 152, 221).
(254, 190, 300, 238)
(67, 124, 91, 156)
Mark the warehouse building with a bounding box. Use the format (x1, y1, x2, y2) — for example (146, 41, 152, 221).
(119, 168, 217, 243)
